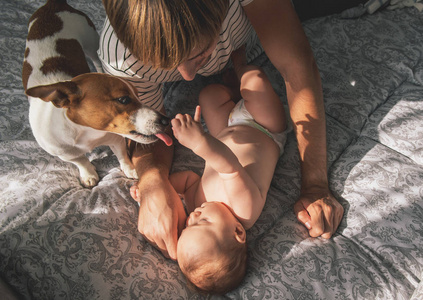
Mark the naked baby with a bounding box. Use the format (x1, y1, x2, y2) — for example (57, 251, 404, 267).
(170, 57, 291, 294)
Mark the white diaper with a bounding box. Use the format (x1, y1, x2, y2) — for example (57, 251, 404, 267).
(228, 99, 291, 155)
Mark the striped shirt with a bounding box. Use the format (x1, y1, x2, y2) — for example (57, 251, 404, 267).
(98, 0, 263, 110)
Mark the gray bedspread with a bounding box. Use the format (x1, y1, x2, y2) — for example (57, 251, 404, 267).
(1, 0, 422, 299)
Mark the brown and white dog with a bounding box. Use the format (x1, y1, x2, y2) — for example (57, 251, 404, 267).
(22, 0, 172, 187)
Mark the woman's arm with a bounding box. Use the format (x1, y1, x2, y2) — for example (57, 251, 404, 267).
(126, 104, 186, 258)
(130, 126, 186, 261)
(243, 0, 344, 238)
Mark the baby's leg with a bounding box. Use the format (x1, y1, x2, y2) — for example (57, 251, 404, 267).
(199, 84, 236, 137)
(240, 66, 286, 133)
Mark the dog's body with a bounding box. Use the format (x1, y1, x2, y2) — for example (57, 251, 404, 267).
(22, 0, 172, 187)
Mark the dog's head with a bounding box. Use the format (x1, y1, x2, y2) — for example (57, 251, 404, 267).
(25, 73, 172, 146)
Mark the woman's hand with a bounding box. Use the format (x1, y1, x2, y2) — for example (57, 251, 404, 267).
(131, 176, 186, 260)
(294, 189, 344, 239)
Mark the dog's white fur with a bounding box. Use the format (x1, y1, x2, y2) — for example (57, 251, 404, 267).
(28, 93, 134, 187)
(23, 0, 172, 187)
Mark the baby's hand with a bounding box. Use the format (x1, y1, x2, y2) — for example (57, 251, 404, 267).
(171, 106, 205, 150)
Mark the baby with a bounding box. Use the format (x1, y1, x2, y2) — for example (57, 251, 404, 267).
(170, 49, 291, 294)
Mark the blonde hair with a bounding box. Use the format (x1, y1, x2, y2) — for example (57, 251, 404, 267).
(103, 0, 229, 69)
(180, 239, 248, 295)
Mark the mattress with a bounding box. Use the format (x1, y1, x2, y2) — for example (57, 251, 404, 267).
(1, 0, 422, 299)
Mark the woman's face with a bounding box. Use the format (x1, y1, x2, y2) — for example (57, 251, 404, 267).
(176, 37, 218, 81)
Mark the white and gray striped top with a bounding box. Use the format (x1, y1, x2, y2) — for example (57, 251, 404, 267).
(98, 0, 263, 110)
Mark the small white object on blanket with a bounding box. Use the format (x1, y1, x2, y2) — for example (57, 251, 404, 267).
(366, 0, 390, 14)
(387, 0, 423, 11)
(341, 0, 422, 18)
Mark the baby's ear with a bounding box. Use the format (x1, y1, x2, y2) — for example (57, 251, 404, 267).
(235, 223, 246, 244)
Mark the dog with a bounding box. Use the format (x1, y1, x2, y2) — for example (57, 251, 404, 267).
(22, 0, 173, 187)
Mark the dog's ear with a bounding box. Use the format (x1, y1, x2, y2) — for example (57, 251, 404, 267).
(25, 81, 81, 108)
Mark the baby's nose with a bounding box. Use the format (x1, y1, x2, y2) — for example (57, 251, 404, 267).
(192, 210, 201, 218)
(186, 211, 200, 226)
(189, 210, 201, 223)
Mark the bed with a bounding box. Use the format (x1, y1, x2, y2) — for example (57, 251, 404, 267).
(1, 0, 423, 299)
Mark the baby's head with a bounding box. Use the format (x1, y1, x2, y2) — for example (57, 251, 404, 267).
(177, 202, 247, 294)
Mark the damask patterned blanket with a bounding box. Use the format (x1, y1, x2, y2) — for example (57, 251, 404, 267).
(1, 0, 422, 299)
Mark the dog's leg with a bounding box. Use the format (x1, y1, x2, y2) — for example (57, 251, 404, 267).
(85, 32, 103, 73)
(88, 52, 104, 74)
(108, 137, 138, 179)
(78, 17, 103, 73)
(85, 43, 103, 73)
(63, 155, 99, 187)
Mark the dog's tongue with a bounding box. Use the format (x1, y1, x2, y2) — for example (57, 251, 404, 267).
(156, 133, 173, 146)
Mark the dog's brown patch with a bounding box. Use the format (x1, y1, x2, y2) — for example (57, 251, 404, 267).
(27, 13, 62, 41)
(22, 59, 33, 91)
(40, 39, 90, 78)
(28, 0, 96, 41)
(64, 74, 140, 132)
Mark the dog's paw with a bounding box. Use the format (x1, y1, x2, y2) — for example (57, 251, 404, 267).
(70, 158, 99, 187)
(121, 163, 138, 179)
(80, 172, 99, 188)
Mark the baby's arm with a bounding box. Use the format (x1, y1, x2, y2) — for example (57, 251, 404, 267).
(169, 170, 201, 214)
(171, 106, 242, 175)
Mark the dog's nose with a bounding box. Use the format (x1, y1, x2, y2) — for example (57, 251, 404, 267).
(161, 116, 170, 126)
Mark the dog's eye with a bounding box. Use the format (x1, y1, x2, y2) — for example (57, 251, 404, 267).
(116, 96, 132, 105)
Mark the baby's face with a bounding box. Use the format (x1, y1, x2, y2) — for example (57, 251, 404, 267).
(177, 202, 242, 261)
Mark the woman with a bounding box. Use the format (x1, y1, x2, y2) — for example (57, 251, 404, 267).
(99, 0, 344, 260)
